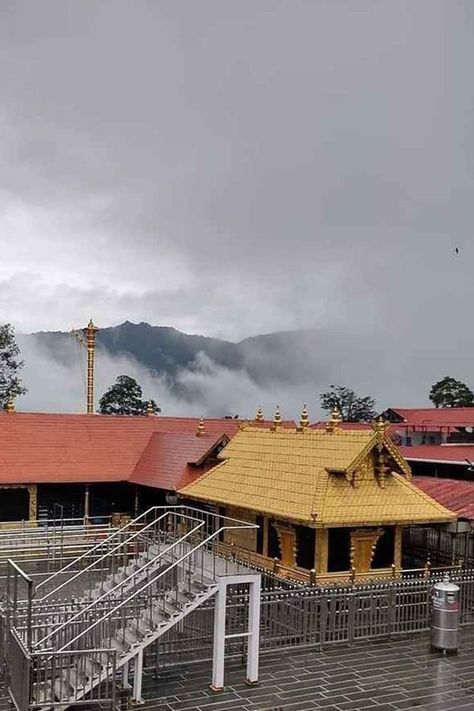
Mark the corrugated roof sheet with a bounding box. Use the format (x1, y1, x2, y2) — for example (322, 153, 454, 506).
(181, 426, 454, 526)
(389, 408, 474, 429)
(413, 476, 474, 520)
(400, 445, 474, 464)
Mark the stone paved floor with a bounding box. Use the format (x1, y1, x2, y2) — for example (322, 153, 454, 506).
(2, 629, 474, 711)
(137, 628, 474, 711)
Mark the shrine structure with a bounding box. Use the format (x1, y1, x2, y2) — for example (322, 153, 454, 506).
(180, 408, 455, 582)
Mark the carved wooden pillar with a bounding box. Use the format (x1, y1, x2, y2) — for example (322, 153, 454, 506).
(350, 528, 383, 572)
(394, 525, 402, 569)
(315, 528, 328, 575)
(274, 521, 297, 568)
(27, 485, 37, 522)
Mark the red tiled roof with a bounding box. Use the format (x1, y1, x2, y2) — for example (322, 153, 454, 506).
(413, 476, 474, 520)
(400, 445, 474, 465)
(0, 412, 294, 488)
(129, 432, 228, 490)
(389, 408, 474, 429)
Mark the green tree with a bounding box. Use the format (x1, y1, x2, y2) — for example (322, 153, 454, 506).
(0, 323, 26, 408)
(320, 385, 377, 422)
(98, 375, 161, 415)
(429, 376, 474, 408)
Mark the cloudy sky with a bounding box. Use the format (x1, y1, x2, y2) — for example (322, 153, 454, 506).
(1, 1, 474, 413)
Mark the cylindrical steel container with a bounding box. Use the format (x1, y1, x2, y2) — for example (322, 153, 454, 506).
(430, 576, 460, 653)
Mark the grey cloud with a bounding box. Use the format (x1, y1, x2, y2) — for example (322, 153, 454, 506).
(0, 0, 473, 409)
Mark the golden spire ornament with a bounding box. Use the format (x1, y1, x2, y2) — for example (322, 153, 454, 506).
(299, 404, 309, 430)
(271, 405, 282, 431)
(326, 407, 342, 433)
(255, 406, 264, 422)
(146, 400, 155, 417)
(373, 415, 388, 435)
(196, 416, 205, 437)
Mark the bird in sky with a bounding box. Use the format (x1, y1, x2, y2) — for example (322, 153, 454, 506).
(455, 247, 459, 254)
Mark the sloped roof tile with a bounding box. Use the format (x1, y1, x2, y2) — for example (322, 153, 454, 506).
(180, 426, 454, 526)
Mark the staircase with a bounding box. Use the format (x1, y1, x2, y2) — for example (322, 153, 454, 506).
(5, 506, 258, 711)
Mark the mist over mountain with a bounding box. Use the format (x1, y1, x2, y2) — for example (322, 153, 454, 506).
(26, 321, 322, 390)
(16, 320, 439, 418)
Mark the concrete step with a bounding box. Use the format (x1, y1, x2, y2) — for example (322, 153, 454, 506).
(53, 677, 74, 701)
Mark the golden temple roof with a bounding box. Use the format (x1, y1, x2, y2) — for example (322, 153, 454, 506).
(180, 426, 454, 527)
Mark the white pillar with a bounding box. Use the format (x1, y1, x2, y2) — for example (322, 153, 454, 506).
(123, 660, 131, 689)
(132, 648, 144, 704)
(210, 573, 261, 693)
(246, 576, 261, 685)
(210, 579, 226, 692)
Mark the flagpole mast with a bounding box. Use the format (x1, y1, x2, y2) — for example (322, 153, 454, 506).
(83, 319, 98, 414)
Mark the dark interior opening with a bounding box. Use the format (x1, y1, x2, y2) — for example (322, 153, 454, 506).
(328, 528, 351, 572)
(256, 515, 264, 554)
(296, 525, 316, 569)
(371, 527, 395, 569)
(0, 488, 29, 522)
(38, 484, 85, 520)
(89, 483, 132, 517)
(268, 521, 281, 560)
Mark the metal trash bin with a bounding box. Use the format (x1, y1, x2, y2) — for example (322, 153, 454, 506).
(430, 575, 460, 653)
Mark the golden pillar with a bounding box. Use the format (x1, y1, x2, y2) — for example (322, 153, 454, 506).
(315, 528, 328, 575)
(83, 319, 98, 415)
(274, 521, 296, 568)
(27, 485, 37, 521)
(394, 525, 402, 570)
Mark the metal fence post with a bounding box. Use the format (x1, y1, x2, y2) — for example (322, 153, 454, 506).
(319, 596, 328, 650)
(347, 592, 356, 644)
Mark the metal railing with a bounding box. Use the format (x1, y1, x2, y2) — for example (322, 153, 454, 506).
(35, 509, 257, 654)
(4, 506, 258, 710)
(11, 508, 474, 707)
(34, 509, 158, 597)
(152, 567, 474, 668)
(0, 519, 116, 597)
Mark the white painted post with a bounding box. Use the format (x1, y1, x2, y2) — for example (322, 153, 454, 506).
(210, 579, 226, 692)
(246, 576, 261, 685)
(132, 648, 144, 704)
(123, 659, 131, 689)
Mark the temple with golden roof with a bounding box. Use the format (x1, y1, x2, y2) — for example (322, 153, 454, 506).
(180, 408, 455, 582)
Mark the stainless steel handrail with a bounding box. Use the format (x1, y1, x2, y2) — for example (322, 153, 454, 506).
(37, 509, 174, 601)
(35, 506, 157, 592)
(58, 520, 257, 652)
(34, 514, 207, 649)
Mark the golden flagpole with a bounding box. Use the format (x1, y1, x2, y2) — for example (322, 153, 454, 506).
(83, 319, 98, 415)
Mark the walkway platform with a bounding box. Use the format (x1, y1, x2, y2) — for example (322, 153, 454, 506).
(137, 627, 474, 711)
(1, 629, 474, 710)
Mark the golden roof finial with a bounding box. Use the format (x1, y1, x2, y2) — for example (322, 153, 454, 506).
(255, 406, 264, 422)
(5, 398, 15, 414)
(373, 415, 388, 435)
(271, 405, 282, 431)
(87, 318, 98, 332)
(299, 404, 309, 430)
(146, 400, 155, 417)
(326, 407, 342, 433)
(196, 416, 205, 437)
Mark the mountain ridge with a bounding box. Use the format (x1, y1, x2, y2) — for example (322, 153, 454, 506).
(24, 320, 321, 387)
